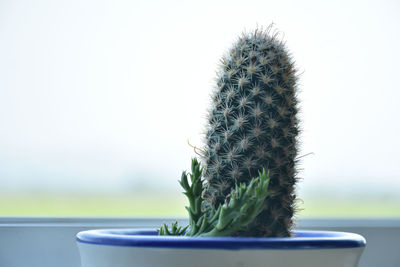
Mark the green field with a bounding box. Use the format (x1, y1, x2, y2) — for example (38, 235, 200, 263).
(0, 192, 399, 218)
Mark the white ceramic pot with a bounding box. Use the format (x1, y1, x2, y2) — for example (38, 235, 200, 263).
(76, 229, 366, 267)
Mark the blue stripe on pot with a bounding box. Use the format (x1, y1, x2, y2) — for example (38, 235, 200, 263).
(76, 229, 366, 250)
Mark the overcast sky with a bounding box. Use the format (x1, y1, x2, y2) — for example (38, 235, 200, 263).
(0, 0, 399, 196)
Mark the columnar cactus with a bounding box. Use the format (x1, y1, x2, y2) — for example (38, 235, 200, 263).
(202, 27, 299, 237)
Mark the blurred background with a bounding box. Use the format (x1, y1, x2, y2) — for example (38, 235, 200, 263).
(0, 0, 399, 217)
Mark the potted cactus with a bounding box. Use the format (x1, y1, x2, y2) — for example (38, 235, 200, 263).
(76, 27, 366, 267)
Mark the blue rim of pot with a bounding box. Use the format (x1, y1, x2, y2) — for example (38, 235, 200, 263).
(76, 229, 366, 250)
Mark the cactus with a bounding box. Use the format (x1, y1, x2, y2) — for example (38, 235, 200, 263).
(201, 27, 299, 237)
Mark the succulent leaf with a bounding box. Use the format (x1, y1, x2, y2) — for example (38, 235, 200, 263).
(158, 221, 188, 236)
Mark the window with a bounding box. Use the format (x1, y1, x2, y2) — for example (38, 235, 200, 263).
(1, 0, 399, 218)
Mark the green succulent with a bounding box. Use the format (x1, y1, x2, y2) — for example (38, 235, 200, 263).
(158, 221, 188, 236)
(159, 158, 270, 237)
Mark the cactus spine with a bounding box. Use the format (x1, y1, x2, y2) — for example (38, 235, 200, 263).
(202, 27, 299, 237)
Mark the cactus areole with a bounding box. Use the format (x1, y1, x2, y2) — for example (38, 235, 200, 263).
(201, 28, 299, 237)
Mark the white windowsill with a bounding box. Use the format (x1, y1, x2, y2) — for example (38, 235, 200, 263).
(0, 217, 399, 267)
